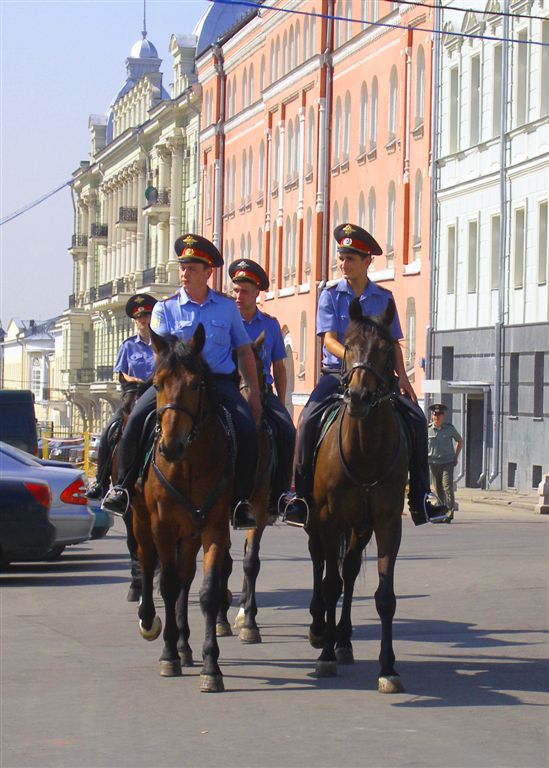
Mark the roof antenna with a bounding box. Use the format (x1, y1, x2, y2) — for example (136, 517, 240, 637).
(142, 0, 147, 39)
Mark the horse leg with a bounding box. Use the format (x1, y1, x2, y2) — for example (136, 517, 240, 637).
(308, 530, 326, 648)
(234, 536, 249, 630)
(315, 540, 342, 677)
(238, 526, 264, 643)
(175, 537, 200, 667)
(199, 534, 229, 692)
(134, 507, 161, 642)
(335, 530, 368, 665)
(375, 524, 404, 693)
(216, 546, 233, 637)
(156, 535, 183, 678)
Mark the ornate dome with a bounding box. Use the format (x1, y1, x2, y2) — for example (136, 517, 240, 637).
(130, 34, 159, 59)
(194, 1, 253, 57)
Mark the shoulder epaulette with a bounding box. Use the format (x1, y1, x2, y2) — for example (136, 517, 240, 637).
(161, 291, 179, 302)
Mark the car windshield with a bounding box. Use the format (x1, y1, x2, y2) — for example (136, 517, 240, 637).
(0, 440, 41, 467)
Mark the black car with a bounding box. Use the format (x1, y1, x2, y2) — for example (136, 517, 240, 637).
(0, 475, 56, 566)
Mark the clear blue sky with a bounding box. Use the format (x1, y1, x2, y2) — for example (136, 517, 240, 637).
(0, 0, 208, 329)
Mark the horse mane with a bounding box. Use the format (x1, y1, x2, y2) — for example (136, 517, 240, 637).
(346, 313, 394, 347)
(156, 336, 215, 396)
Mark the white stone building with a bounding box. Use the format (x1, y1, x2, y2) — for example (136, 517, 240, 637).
(427, 0, 549, 491)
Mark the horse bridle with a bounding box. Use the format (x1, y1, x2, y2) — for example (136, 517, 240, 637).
(156, 380, 208, 452)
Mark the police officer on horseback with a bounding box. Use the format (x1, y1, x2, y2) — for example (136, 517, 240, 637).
(229, 258, 296, 515)
(86, 293, 157, 499)
(101, 234, 261, 530)
(282, 223, 450, 527)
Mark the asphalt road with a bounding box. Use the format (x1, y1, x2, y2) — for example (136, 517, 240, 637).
(1, 503, 548, 768)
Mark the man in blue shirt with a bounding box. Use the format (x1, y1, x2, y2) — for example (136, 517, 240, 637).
(102, 234, 261, 530)
(282, 223, 449, 527)
(87, 293, 156, 499)
(229, 258, 296, 511)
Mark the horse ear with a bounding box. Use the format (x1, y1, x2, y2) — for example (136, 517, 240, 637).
(381, 298, 396, 329)
(253, 330, 266, 351)
(150, 329, 169, 355)
(349, 297, 363, 323)
(191, 323, 206, 355)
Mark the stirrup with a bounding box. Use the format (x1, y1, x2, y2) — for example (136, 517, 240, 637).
(101, 486, 130, 517)
(280, 492, 310, 528)
(424, 493, 451, 524)
(232, 500, 257, 530)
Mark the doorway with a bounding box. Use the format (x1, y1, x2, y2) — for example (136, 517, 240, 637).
(466, 397, 484, 487)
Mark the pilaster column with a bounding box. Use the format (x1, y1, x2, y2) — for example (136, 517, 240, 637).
(298, 106, 306, 220)
(136, 157, 146, 271)
(316, 98, 326, 213)
(168, 135, 184, 260)
(265, 128, 272, 232)
(278, 118, 285, 226)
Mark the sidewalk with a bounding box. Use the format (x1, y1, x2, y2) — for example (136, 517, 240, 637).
(455, 487, 540, 512)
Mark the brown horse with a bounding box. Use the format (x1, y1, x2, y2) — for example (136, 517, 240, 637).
(132, 326, 234, 692)
(307, 297, 408, 693)
(231, 331, 275, 643)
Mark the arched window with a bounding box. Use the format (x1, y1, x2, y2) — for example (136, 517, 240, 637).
(284, 215, 292, 286)
(271, 221, 278, 286)
(372, 0, 379, 21)
(270, 42, 275, 84)
(305, 206, 313, 276)
(226, 80, 232, 118)
(361, 0, 368, 28)
(223, 240, 230, 290)
(283, 32, 288, 74)
(388, 66, 398, 141)
(258, 140, 265, 195)
(289, 26, 295, 70)
(232, 77, 236, 116)
(293, 116, 299, 177)
(311, 13, 316, 53)
(291, 213, 298, 281)
(368, 187, 376, 234)
(335, 1, 343, 47)
(406, 297, 416, 371)
(307, 106, 315, 173)
(334, 97, 342, 162)
(231, 157, 236, 208)
(241, 150, 247, 205)
(358, 191, 366, 227)
(242, 68, 247, 109)
(295, 22, 301, 66)
(331, 202, 340, 278)
(387, 181, 395, 261)
(299, 310, 307, 378)
(413, 169, 422, 245)
(370, 77, 378, 151)
(240, 234, 246, 259)
(247, 232, 252, 258)
(224, 159, 230, 210)
(343, 91, 351, 161)
(248, 148, 253, 203)
(287, 120, 294, 181)
(342, 197, 349, 226)
(415, 46, 425, 127)
(260, 56, 265, 93)
(275, 37, 281, 80)
(257, 227, 263, 266)
(304, 17, 309, 60)
(273, 127, 280, 186)
(345, 0, 353, 41)
(249, 64, 254, 105)
(359, 82, 368, 152)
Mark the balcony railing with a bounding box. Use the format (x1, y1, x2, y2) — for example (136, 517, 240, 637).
(116, 278, 125, 295)
(90, 223, 108, 238)
(71, 234, 88, 248)
(76, 368, 95, 384)
(97, 282, 113, 300)
(88, 287, 97, 302)
(96, 365, 114, 382)
(145, 188, 170, 207)
(118, 207, 138, 222)
(142, 266, 156, 285)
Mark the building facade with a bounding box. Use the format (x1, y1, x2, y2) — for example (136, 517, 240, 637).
(196, 0, 434, 415)
(427, 0, 549, 490)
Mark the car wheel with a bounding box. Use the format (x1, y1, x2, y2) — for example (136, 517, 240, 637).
(91, 526, 109, 540)
(43, 545, 66, 560)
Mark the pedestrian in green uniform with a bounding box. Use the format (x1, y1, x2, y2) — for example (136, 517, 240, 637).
(428, 404, 463, 522)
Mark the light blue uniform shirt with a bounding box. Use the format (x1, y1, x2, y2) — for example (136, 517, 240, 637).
(113, 335, 155, 380)
(150, 287, 250, 375)
(242, 309, 286, 386)
(317, 279, 403, 370)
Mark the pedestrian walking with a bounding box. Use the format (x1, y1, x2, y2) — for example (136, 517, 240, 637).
(428, 404, 463, 522)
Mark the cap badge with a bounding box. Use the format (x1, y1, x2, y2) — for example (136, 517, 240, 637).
(342, 224, 354, 235)
(184, 248, 195, 257)
(343, 237, 353, 246)
(135, 296, 144, 303)
(183, 235, 198, 246)
(237, 260, 248, 268)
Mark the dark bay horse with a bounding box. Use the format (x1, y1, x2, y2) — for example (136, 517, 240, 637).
(307, 297, 408, 693)
(132, 326, 234, 692)
(232, 331, 275, 643)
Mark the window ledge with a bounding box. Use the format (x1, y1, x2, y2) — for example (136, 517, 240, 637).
(412, 122, 424, 140)
(279, 286, 295, 297)
(367, 147, 377, 161)
(508, 415, 519, 420)
(256, 194, 264, 207)
(340, 158, 349, 173)
(356, 150, 367, 165)
(330, 163, 340, 176)
(385, 138, 397, 153)
(298, 283, 310, 294)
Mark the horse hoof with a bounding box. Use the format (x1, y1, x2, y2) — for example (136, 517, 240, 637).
(315, 660, 337, 677)
(200, 674, 224, 693)
(159, 659, 182, 677)
(179, 650, 194, 667)
(335, 646, 354, 665)
(233, 608, 245, 629)
(239, 627, 262, 644)
(308, 629, 325, 649)
(139, 615, 162, 641)
(378, 675, 405, 694)
(216, 621, 233, 637)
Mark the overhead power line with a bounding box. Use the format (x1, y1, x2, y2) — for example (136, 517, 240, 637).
(0, 180, 72, 227)
(208, 0, 549, 47)
(392, 0, 548, 23)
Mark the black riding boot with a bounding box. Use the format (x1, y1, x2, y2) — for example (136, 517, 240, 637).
(101, 437, 140, 515)
(86, 417, 123, 499)
(281, 464, 310, 527)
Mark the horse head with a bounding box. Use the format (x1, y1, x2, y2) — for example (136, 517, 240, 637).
(151, 325, 211, 463)
(341, 297, 396, 418)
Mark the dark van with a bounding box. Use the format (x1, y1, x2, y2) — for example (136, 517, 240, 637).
(0, 390, 39, 455)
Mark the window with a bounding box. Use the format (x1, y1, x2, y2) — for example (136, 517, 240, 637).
(31, 358, 41, 400)
(359, 82, 368, 153)
(447, 224, 456, 295)
(299, 311, 307, 377)
(386, 182, 395, 261)
(516, 29, 528, 125)
(257, 228, 263, 266)
(370, 77, 378, 151)
(538, 201, 548, 285)
(284, 216, 292, 285)
(333, 97, 342, 163)
(273, 127, 280, 187)
(271, 222, 278, 286)
(258, 141, 265, 196)
(249, 64, 254, 104)
(343, 92, 351, 162)
(388, 67, 398, 142)
(534, 352, 544, 418)
(470, 54, 481, 145)
(231, 157, 236, 209)
(449, 66, 459, 153)
(287, 121, 294, 181)
(358, 191, 366, 228)
(307, 107, 315, 173)
(331, 202, 340, 279)
(304, 207, 312, 276)
(242, 68, 248, 109)
(406, 298, 416, 371)
(507, 461, 517, 487)
(295, 23, 301, 66)
(260, 56, 265, 93)
(283, 31, 288, 74)
(270, 42, 275, 85)
(493, 44, 502, 137)
(368, 187, 376, 235)
(513, 207, 525, 289)
(468, 220, 478, 293)
(542, 21, 549, 117)
(342, 197, 349, 228)
(232, 77, 236, 116)
(533, 465, 543, 488)
(335, 1, 343, 47)
(345, 0, 353, 41)
(289, 26, 295, 70)
(415, 46, 425, 127)
(491, 214, 501, 290)
(304, 17, 309, 60)
(509, 353, 519, 416)
(275, 37, 281, 80)
(413, 170, 422, 246)
(226, 80, 232, 118)
(371, 0, 379, 21)
(247, 148, 253, 203)
(241, 150, 246, 206)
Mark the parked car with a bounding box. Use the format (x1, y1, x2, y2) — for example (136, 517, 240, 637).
(0, 441, 94, 558)
(0, 389, 38, 455)
(87, 498, 115, 540)
(0, 475, 56, 566)
(47, 439, 85, 464)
